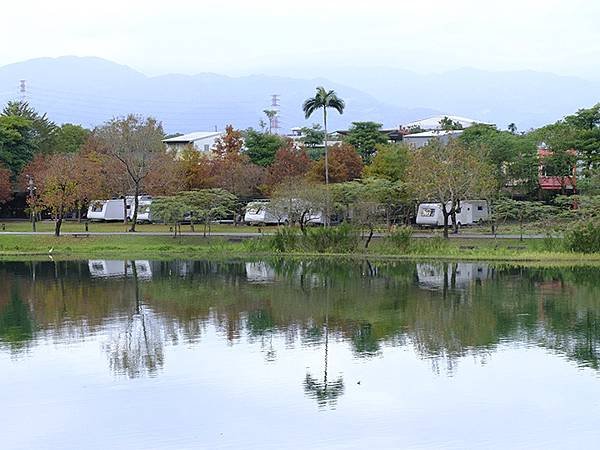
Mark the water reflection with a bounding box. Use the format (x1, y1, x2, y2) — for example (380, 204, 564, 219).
(1, 259, 600, 380)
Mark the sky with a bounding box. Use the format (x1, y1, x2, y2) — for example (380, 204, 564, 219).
(1, 0, 600, 78)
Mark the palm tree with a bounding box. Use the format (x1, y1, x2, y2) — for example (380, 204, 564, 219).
(302, 87, 345, 187)
(508, 123, 517, 134)
(263, 109, 278, 134)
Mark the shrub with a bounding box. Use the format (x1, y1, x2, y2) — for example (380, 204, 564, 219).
(387, 226, 413, 252)
(269, 227, 300, 253)
(565, 221, 600, 253)
(305, 223, 359, 253)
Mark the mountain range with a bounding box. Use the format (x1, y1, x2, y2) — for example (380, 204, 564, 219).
(0, 56, 598, 134)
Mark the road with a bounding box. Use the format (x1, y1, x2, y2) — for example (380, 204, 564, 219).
(0, 231, 550, 239)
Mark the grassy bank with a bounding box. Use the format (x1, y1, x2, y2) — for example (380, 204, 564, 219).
(0, 233, 599, 264)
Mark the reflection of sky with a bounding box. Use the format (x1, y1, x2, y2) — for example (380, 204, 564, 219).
(1, 324, 600, 450)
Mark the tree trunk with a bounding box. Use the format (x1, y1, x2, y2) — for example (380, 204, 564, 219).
(442, 209, 450, 239)
(55, 212, 63, 237)
(452, 200, 460, 234)
(129, 185, 139, 232)
(123, 197, 128, 224)
(323, 108, 330, 227)
(364, 226, 374, 249)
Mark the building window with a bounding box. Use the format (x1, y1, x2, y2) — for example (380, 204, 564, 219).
(204, 144, 210, 152)
(477, 206, 483, 211)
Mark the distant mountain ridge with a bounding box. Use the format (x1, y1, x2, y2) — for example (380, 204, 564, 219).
(1, 56, 598, 133)
(0, 56, 437, 133)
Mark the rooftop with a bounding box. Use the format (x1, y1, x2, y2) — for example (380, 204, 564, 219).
(403, 115, 493, 130)
(403, 129, 465, 138)
(162, 131, 222, 143)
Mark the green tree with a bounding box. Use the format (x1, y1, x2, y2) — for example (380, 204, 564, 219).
(1, 101, 58, 154)
(300, 124, 326, 157)
(54, 123, 90, 153)
(344, 121, 388, 163)
(0, 115, 35, 176)
(364, 143, 410, 182)
(302, 87, 345, 187)
(439, 116, 464, 131)
(243, 128, 285, 167)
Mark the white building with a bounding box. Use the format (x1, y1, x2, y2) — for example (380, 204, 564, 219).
(162, 131, 224, 156)
(403, 115, 493, 131)
(403, 129, 464, 148)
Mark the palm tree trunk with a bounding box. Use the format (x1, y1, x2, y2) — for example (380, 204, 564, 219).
(323, 108, 330, 227)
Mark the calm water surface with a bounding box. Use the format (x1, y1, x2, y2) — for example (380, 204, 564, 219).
(1, 259, 600, 449)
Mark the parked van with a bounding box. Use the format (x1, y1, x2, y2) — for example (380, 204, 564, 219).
(416, 200, 489, 227)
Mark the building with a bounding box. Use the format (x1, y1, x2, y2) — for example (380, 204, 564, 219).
(162, 131, 224, 156)
(403, 115, 494, 131)
(402, 129, 464, 148)
(538, 147, 577, 192)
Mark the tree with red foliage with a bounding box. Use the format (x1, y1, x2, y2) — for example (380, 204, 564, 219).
(213, 125, 244, 157)
(309, 142, 363, 183)
(267, 141, 312, 188)
(0, 164, 12, 204)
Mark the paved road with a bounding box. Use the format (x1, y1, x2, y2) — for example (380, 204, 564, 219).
(0, 231, 550, 239)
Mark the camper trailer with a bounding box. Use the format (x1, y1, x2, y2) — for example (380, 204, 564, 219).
(87, 198, 132, 222)
(127, 196, 153, 223)
(244, 200, 288, 225)
(416, 200, 489, 227)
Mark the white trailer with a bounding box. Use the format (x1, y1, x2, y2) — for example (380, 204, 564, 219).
(416, 200, 489, 227)
(127, 196, 153, 223)
(87, 198, 131, 222)
(244, 200, 287, 225)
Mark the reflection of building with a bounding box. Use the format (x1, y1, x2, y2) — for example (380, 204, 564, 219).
(417, 263, 491, 289)
(245, 262, 276, 283)
(88, 261, 153, 279)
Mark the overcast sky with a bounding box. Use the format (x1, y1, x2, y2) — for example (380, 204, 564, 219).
(2, 0, 600, 78)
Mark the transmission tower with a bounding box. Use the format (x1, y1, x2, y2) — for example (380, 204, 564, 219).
(19, 80, 27, 102)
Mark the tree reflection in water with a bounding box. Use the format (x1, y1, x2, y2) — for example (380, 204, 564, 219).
(103, 261, 165, 378)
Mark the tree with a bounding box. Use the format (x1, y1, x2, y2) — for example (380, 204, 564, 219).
(271, 180, 328, 235)
(244, 128, 285, 167)
(213, 125, 244, 157)
(263, 110, 278, 134)
(36, 154, 80, 236)
(343, 121, 387, 163)
(0, 115, 36, 176)
(492, 198, 555, 240)
(309, 142, 363, 183)
(179, 146, 214, 190)
(266, 141, 312, 188)
(302, 87, 345, 188)
(408, 140, 496, 238)
(95, 115, 165, 232)
(300, 124, 325, 151)
(54, 124, 90, 153)
(179, 189, 237, 236)
(508, 123, 518, 134)
(439, 116, 464, 131)
(144, 151, 184, 196)
(0, 164, 12, 204)
(364, 143, 410, 182)
(1, 101, 58, 155)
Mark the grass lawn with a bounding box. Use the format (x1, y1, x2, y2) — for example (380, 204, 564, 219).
(0, 232, 597, 264)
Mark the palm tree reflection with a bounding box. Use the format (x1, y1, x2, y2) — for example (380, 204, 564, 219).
(304, 283, 344, 408)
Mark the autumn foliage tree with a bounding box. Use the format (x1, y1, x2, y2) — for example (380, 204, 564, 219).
(267, 141, 312, 188)
(0, 164, 11, 204)
(309, 142, 363, 183)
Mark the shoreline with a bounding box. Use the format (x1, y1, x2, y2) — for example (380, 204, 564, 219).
(0, 234, 598, 266)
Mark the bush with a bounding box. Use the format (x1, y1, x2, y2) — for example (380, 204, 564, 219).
(305, 223, 359, 253)
(387, 226, 413, 252)
(565, 221, 600, 253)
(269, 227, 300, 253)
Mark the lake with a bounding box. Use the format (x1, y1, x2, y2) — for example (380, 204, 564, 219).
(1, 259, 600, 449)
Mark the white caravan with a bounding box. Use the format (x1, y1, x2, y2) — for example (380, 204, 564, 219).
(87, 198, 132, 222)
(416, 200, 489, 227)
(244, 200, 288, 225)
(127, 196, 153, 223)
